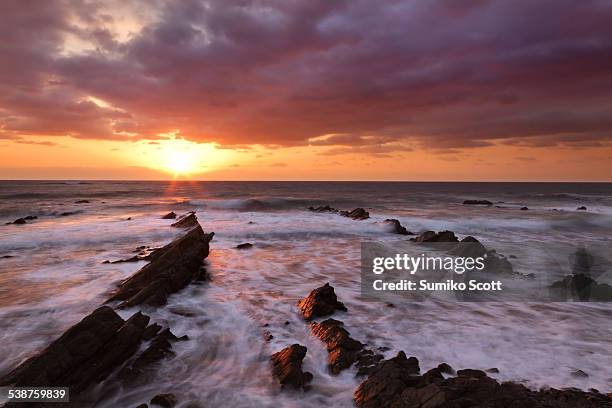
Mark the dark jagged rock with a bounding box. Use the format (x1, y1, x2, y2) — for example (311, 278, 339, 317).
(297, 283, 347, 321)
(354, 351, 421, 408)
(463, 200, 493, 206)
(550, 273, 612, 301)
(521, 206, 529, 210)
(354, 354, 612, 408)
(411, 230, 458, 243)
(107, 225, 214, 308)
(1, 255, 15, 259)
(135, 404, 148, 408)
(120, 328, 182, 383)
(383, 219, 413, 235)
(171, 212, 198, 228)
(449, 236, 488, 258)
(142, 323, 162, 340)
(271, 344, 313, 391)
(0, 306, 151, 395)
(150, 393, 177, 407)
(60, 211, 77, 217)
(572, 369, 589, 378)
(310, 319, 382, 375)
(236, 242, 253, 249)
(308, 205, 339, 213)
(437, 363, 455, 375)
(5, 216, 36, 225)
(102, 245, 165, 265)
(486, 367, 500, 373)
(75, 200, 90, 204)
(577, 206, 587, 211)
(340, 207, 370, 220)
(264, 331, 274, 341)
(161, 212, 177, 219)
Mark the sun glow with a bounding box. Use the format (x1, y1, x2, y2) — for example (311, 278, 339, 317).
(163, 146, 198, 175)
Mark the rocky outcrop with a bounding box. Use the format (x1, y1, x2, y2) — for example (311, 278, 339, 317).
(102, 245, 164, 264)
(308, 205, 369, 220)
(161, 212, 177, 219)
(310, 319, 382, 375)
(236, 243, 253, 249)
(550, 273, 612, 301)
(5, 215, 37, 225)
(410, 230, 458, 243)
(0, 307, 150, 393)
(271, 344, 313, 391)
(354, 353, 611, 408)
(383, 219, 413, 235)
(297, 283, 347, 321)
(463, 200, 493, 206)
(171, 212, 199, 228)
(577, 206, 587, 211)
(340, 208, 370, 220)
(308, 205, 339, 213)
(107, 225, 214, 308)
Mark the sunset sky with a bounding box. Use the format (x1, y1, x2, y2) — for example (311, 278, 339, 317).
(1, 0, 612, 181)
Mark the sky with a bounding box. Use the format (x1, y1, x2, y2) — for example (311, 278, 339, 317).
(1, 0, 612, 181)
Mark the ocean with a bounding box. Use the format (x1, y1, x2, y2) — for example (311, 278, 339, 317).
(0, 181, 611, 407)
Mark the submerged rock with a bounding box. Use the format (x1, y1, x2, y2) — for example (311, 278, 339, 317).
(161, 212, 177, 219)
(550, 273, 612, 301)
(5, 215, 37, 225)
(75, 200, 90, 204)
(0, 306, 151, 394)
(340, 208, 370, 220)
(463, 199, 493, 206)
(411, 230, 458, 243)
(308, 205, 339, 213)
(383, 219, 413, 235)
(298, 283, 347, 321)
(577, 206, 587, 211)
(271, 344, 313, 391)
(236, 242, 253, 249)
(171, 212, 199, 228)
(107, 225, 214, 308)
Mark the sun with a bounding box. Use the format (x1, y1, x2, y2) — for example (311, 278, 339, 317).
(161, 141, 200, 176)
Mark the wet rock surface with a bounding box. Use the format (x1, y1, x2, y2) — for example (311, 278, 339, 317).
(107, 224, 214, 308)
(411, 230, 458, 243)
(463, 199, 493, 206)
(236, 242, 253, 249)
(384, 219, 413, 235)
(308, 205, 339, 213)
(171, 211, 199, 228)
(310, 318, 382, 375)
(271, 344, 313, 391)
(354, 353, 612, 408)
(150, 393, 177, 407)
(297, 283, 347, 321)
(5, 215, 37, 225)
(0, 306, 150, 393)
(550, 273, 612, 301)
(161, 211, 177, 219)
(340, 207, 370, 220)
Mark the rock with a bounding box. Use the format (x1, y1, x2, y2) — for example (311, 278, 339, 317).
(354, 351, 421, 408)
(236, 243, 253, 249)
(23, 215, 38, 220)
(0, 306, 150, 394)
(264, 331, 274, 341)
(135, 404, 148, 408)
(142, 323, 162, 341)
(150, 393, 177, 407)
(310, 319, 365, 374)
(463, 200, 493, 206)
(126, 217, 132, 221)
(297, 283, 347, 321)
(550, 273, 612, 301)
(449, 236, 488, 258)
(383, 219, 413, 235)
(355, 356, 612, 408)
(75, 200, 90, 204)
(411, 230, 458, 243)
(437, 363, 455, 375)
(308, 205, 339, 213)
(161, 212, 177, 219)
(520, 206, 529, 210)
(107, 225, 214, 308)
(1, 255, 15, 259)
(60, 211, 76, 217)
(271, 344, 313, 391)
(486, 367, 500, 373)
(340, 208, 370, 220)
(572, 369, 589, 378)
(577, 206, 587, 211)
(171, 212, 199, 228)
(457, 368, 487, 379)
(120, 329, 181, 383)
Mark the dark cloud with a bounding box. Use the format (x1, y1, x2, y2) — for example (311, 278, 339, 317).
(1, 0, 612, 151)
